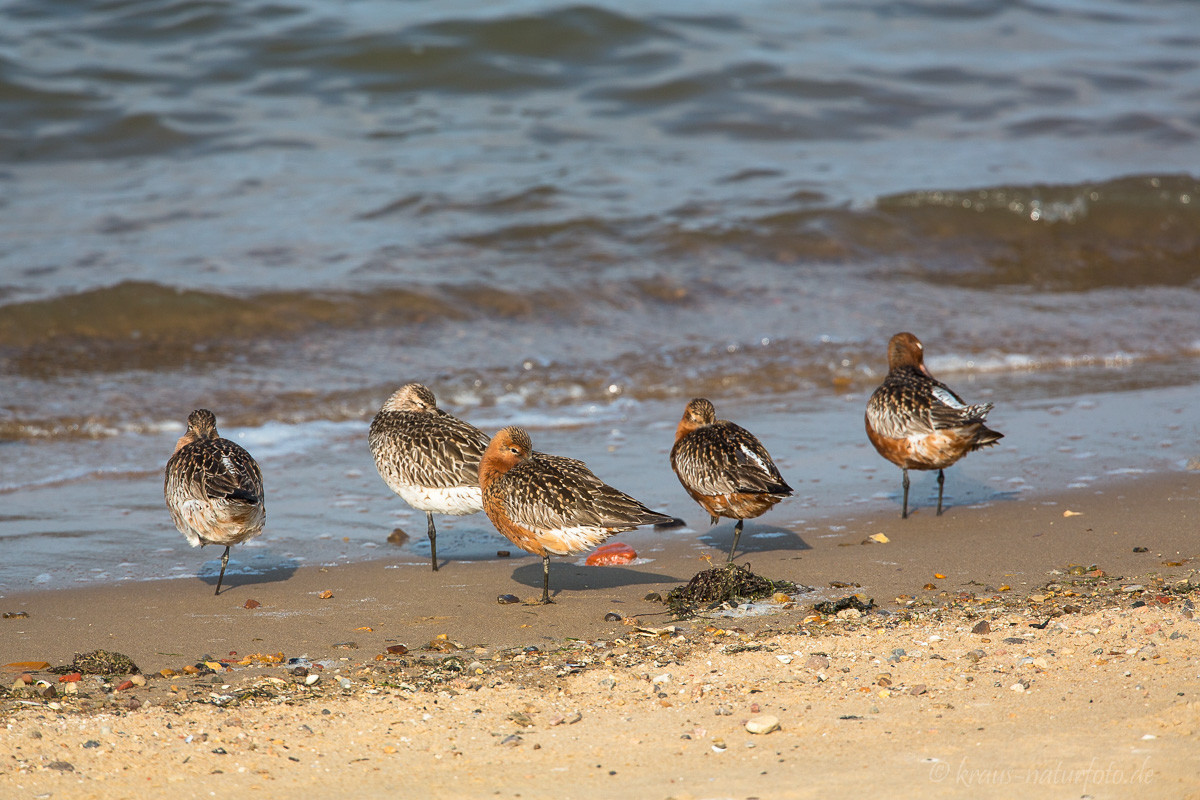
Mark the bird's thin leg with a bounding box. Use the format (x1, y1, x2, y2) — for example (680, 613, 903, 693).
(728, 519, 745, 563)
(936, 469, 945, 516)
(215, 546, 231, 596)
(426, 511, 438, 572)
(902, 469, 910, 519)
(540, 555, 554, 604)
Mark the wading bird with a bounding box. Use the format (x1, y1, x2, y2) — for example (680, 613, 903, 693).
(479, 426, 673, 603)
(866, 332, 1003, 518)
(369, 383, 489, 570)
(165, 409, 265, 595)
(670, 398, 793, 561)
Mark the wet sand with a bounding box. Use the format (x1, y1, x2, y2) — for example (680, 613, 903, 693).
(2, 472, 1198, 798)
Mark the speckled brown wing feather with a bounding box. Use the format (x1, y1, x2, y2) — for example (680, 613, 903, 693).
(867, 367, 940, 439)
(494, 454, 673, 533)
(671, 422, 792, 497)
(868, 367, 997, 440)
(369, 408, 489, 489)
(166, 436, 264, 508)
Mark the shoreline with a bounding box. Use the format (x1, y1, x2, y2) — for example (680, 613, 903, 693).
(2, 471, 1196, 673)
(2, 470, 1197, 798)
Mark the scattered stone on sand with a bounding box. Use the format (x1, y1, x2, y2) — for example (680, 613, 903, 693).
(805, 654, 830, 671)
(971, 620, 991, 635)
(3, 611, 30, 619)
(497, 594, 519, 605)
(745, 715, 780, 734)
(386, 528, 409, 545)
(244, 599, 261, 609)
(604, 612, 622, 622)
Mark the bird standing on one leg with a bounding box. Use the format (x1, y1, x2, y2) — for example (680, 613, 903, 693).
(369, 383, 489, 571)
(165, 409, 265, 595)
(479, 426, 673, 604)
(865, 332, 1004, 518)
(670, 398, 793, 561)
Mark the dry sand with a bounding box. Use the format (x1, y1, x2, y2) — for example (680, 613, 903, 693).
(2, 473, 1198, 799)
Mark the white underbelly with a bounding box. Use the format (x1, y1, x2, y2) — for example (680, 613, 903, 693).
(537, 526, 615, 556)
(395, 484, 483, 516)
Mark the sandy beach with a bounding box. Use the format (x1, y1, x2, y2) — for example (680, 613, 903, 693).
(4, 0, 1199, 796)
(2, 471, 1197, 799)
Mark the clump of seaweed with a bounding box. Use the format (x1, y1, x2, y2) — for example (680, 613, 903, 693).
(48, 650, 140, 676)
(813, 595, 874, 615)
(665, 562, 803, 618)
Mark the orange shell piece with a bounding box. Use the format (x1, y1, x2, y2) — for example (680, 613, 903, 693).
(586, 542, 637, 566)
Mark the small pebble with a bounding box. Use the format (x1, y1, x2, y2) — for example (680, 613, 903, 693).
(745, 715, 781, 735)
(386, 644, 408, 655)
(604, 612, 622, 622)
(496, 550, 511, 558)
(805, 655, 830, 671)
(497, 594, 520, 605)
(305, 674, 320, 686)
(972, 620, 991, 635)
